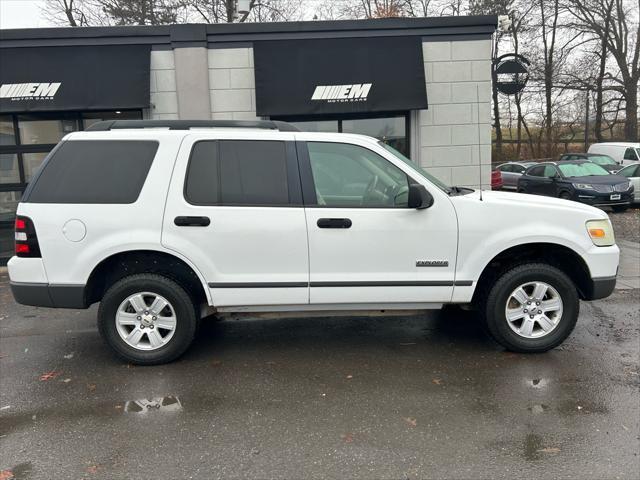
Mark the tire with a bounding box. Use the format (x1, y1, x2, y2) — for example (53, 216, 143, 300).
(480, 263, 579, 353)
(559, 191, 572, 200)
(612, 205, 629, 213)
(98, 274, 198, 365)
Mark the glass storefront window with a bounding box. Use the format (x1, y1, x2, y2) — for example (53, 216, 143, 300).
(0, 190, 21, 259)
(288, 120, 339, 133)
(22, 152, 49, 181)
(0, 154, 20, 184)
(82, 110, 143, 129)
(18, 115, 79, 145)
(0, 116, 16, 146)
(342, 116, 407, 156)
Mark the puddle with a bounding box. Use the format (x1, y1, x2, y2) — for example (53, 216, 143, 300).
(123, 396, 182, 414)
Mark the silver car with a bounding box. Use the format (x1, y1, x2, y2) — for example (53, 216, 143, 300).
(617, 163, 640, 204)
(494, 162, 535, 190)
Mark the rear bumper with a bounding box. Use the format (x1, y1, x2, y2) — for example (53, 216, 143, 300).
(583, 275, 617, 300)
(10, 282, 88, 309)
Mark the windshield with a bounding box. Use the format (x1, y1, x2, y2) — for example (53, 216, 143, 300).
(558, 162, 609, 177)
(588, 155, 616, 166)
(378, 141, 453, 193)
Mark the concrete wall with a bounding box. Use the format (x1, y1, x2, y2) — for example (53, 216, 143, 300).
(149, 50, 179, 120)
(417, 39, 493, 189)
(208, 47, 259, 121)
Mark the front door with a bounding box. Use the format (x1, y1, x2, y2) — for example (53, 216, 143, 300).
(299, 140, 458, 305)
(162, 134, 309, 307)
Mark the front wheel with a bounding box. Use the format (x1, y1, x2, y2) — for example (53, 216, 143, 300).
(481, 263, 579, 353)
(98, 274, 198, 365)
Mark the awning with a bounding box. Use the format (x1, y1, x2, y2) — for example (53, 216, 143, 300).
(0, 45, 150, 113)
(254, 36, 428, 117)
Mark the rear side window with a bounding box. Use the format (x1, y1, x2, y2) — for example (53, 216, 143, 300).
(185, 140, 290, 206)
(26, 140, 158, 204)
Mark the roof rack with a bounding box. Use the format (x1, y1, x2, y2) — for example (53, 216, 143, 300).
(85, 119, 300, 132)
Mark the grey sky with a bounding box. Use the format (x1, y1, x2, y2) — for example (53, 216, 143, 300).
(1, 0, 53, 29)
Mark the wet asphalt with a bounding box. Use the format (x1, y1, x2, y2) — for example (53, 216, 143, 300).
(0, 272, 639, 480)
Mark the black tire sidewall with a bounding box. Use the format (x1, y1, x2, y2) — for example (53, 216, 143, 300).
(98, 274, 197, 365)
(485, 264, 579, 352)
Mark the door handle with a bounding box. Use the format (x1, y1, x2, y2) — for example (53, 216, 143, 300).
(174, 216, 210, 227)
(317, 218, 352, 229)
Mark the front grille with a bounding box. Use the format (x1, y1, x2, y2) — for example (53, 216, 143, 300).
(614, 182, 630, 192)
(593, 184, 613, 193)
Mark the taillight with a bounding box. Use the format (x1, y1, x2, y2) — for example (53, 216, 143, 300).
(15, 216, 41, 258)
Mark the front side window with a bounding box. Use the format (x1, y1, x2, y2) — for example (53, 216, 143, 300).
(543, 165, 559, 178)
(307, 142, 409, 208)
(623, 148, 639, 161)
(185, 140, 290, 206)
(527, 166, 545, 177)
(618, 165, 639, 178)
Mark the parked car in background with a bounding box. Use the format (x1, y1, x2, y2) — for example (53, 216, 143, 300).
(491, 169, 503, 190)
(517, 160, 634, 212)
(558, 153, 621, 173)
(588, 142, 640, 166)
(617, 163, 640, 204)
(494, 162, 535, 190)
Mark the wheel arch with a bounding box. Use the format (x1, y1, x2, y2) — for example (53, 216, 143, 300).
(85, 249, 210, 307)
(472, 242, 592, 303)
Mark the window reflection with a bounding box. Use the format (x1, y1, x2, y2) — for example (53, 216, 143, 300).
(0, 154, 20, 184)
(22, 152, 49, 181)
(0, 116, 16, 146)
(289, 120, 339, 133)
(18, 116, 78, 144)
(342, 117, 407, 156)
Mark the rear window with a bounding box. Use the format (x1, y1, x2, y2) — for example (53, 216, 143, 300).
(26, 140, 158, 204)
(185, 140, 290, 206)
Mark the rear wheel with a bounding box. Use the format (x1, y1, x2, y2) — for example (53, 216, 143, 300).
(98, 274, 198, 365)
(481, 263, 579, 353)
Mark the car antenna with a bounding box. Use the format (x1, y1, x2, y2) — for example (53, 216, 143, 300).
(477, 83, 483, 201)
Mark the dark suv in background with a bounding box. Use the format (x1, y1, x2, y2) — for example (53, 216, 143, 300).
(517, 160, 633, 212)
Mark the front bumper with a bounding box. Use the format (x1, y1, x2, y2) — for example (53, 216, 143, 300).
(583, 275, 617, 300)
(574, 190, 634, 207)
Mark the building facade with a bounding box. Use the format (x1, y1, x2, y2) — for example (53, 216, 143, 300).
(0, 16, 497, 263)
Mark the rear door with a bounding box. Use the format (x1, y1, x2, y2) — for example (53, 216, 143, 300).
(161, 133, 309, 307)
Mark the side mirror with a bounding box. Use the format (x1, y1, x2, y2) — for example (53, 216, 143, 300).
(408, 183, 434, 209)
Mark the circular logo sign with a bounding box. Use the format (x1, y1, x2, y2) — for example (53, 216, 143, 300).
(494, 54, 530, 95)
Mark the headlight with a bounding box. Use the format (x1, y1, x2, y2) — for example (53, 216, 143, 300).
(575, 183, 594, 189)
(586, 219, 615, 246)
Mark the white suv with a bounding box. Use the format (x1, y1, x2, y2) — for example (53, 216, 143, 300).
(8, 120, 619, 364)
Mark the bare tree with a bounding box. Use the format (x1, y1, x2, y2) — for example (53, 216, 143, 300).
(46, 0, 186, 25)
(567, 0, 639, 141)
(187, 0, 304, 23)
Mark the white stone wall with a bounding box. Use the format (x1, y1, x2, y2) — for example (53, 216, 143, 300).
(208, 48, 259, 121)
(418, 39, 493, 189)
(149, 50, 179, 120)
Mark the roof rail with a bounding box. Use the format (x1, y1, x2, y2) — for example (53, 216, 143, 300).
(85, 119, 300, 132)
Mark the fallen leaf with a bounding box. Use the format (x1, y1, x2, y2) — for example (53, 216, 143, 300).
(341, 433, 354, 443)
(63, 353, 74, 359)
(404, 417, 417, 427)
(62, 378, 71, 383)
(87, 384, 96, 392)
(86, 465, 99, 474)
(0, 469, 13, 480)
(537, 447, 560, 453)
(0, 406, 10, 411)
(39, 371, 61, 381)
(577, 406, 583, 410)
(115, 405, 123, 410)
(432, 378, 442, 385)
(622, 424, 629, 431)
(346, 375, 353, 379)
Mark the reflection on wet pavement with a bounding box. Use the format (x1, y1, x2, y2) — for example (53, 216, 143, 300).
(123, 396, 182, 414)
